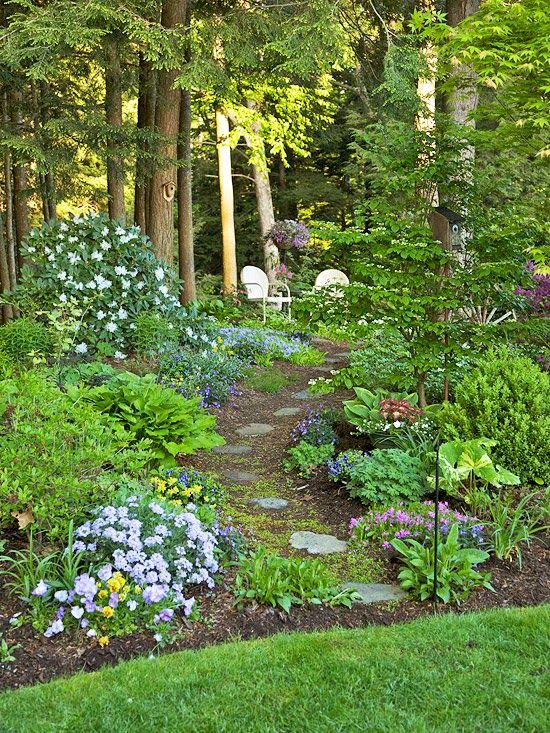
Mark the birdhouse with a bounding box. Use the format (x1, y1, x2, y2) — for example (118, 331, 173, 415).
(429, 206, 464, 252)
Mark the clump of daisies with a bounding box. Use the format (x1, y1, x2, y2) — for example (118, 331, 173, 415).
(15, 213, 180, 355)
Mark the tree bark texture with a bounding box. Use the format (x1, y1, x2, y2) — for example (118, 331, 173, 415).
(134, 54, 156, 232)
(0, 211, 14, 323)
(415, 1, 439, 207)
(2, 93, 17, 288)
(9, 90, 29, 264)
(177, 87, 196, 303)
(216, 109, 237, 292)
(104, 35, 126, 223)
(147, 0, 187, 263)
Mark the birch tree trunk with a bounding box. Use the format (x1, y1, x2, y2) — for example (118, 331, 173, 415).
(216, 109, 237, 292)
(104, 34, 126, 223)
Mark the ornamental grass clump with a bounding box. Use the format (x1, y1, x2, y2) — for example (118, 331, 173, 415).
(14, 213, 180, 355)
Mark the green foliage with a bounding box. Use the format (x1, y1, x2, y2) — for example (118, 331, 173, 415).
(0, 371, 146, 540)
(15, 214, 180, 355)
(130, 312, 178, 357)
(234, 546, 357, 613)
(330, 449, 428, 505)
(244, 365, 297, 393)
(436, 438, 521, 497)
(0, 318, 53, 364)
(284, 441, 335, 478)
(391, 524, 493, 604)
(81, 372, 224, 466)
(0, 633, 20, 665)
(484, 491, 549, 568)
(343, 387, 418, 433)
(438, 347, 550, 484)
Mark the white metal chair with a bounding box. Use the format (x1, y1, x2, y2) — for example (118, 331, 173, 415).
(240, 265, 292, 322)
(314, 269, 349, 297)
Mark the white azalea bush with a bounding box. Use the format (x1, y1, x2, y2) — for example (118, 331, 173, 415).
(16, 213, 180, 355)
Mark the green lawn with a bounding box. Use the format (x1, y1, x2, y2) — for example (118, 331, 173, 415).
(1, 606, 549, 733)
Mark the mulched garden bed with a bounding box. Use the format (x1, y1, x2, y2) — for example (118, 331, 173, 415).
(1, 339, 549, 691)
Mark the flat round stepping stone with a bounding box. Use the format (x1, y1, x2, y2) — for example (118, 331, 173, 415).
(250, 498, 289, 510)
(334, 351, 351, 358)
(291, 390, 316, 400)
(313, 366, 332, 373)
(236, 423, 274, 437)
(213, 444, 253, 455)
(274, 407, 301, 417)
(343, 582, 406, 604)
(222, 469, 259, 483)
(290, 531, 347, 555)
(325, 357, 341, 364)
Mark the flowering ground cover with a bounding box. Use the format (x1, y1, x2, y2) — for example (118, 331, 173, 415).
(0, 606, 548, 733)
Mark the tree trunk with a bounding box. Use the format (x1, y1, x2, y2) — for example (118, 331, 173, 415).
(0, 211, 14, 323)
(2, 93, 17, 289)
(147, 0, 186, 262)
(216, 108, 237, 292)
(415, 0, 439, 207)
(134, 54, 156, 232)
(9, 90, 29, 264)
(104, 35, 126, 223)
(177, 87, 196, 304)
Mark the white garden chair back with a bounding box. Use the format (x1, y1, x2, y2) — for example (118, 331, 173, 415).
(314, 269, 350, 289)
(240, 265, 292, 322)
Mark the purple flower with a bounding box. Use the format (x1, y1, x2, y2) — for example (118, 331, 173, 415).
(143, 584, 167, 605)
(44, 619, 64, 637)
(109, 592, 119, 609)
(158, 608, 174, 622)
(97, 564, 113, 582)
(32, 580, 49, 597)
(73, 573, 98, 599)
(54, 590, 69, 602)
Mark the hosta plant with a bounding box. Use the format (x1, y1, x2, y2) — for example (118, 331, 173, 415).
(80, 372, 224, 466)
(391, 523, 493, 603)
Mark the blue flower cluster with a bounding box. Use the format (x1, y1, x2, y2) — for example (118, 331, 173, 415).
(327, 451, 362, 481)
(291, 407, 336, 446)
(218, 326, 306, 363)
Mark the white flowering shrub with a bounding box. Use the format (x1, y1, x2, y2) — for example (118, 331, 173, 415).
(16, 213, 180, 355)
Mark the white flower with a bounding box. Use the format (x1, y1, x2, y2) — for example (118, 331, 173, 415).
(95, 275, 112, 291)
(153, 633, 163, 643)
(71, 606, 84, 619)
(86, 280, 97, 290)
(55, 244, 62, 253)
(96, 310, 106, 320)
(106, 321, 117, 333)
(59, 294, 68, 303)
(75, 342, 88, 354)
(101, 227, 109, 236)
(68, 235, 77, 243)
(100, 240, 111, 251)
(27, 245, 36, 253)
(393, 420, 403, 428)
(86, 629, 97, 638)
(115, 226, 125, 236)
(44, 246, 52, 254)
(47, 253, 56, 262)
(115, 266, 127, 276)
(117, 307, 128, 320)
(68, 251, 81, 265)
(136, 281, 144, 290)
(57, 271, 68, 281)
(91, 250, 103, 261)
(154, 296, 160, 305)
(121, 279, 131, 290)
(129, 323, 136, 330)
(75, 282, 84, 291)
(159, 285, 169, 296)
(60, 222, 68, 232)
(114, 351, 127, 360)
(154, 267, 165, 281)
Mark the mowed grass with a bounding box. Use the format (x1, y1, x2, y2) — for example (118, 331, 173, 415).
(1, 606, 549, 733)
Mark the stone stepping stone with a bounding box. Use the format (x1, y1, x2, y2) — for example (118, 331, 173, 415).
(222, 469, 259, 483)
(290, 531, 347, 555)
(334, 351, 351, 358)
(291, 390, 316, 400)
(343, 582, 406, 604)
(325, 357, 341, 364)
(313, 366, 333, 373)
(236, 423, 274, 437)
(213, 444, 253, 455)
(273, 407, 301, 417)
(250, 497, 289, 510)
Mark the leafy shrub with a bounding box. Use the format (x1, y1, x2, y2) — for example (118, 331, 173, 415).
(82, 372, 224, 466)
(328, 449, 428, 504)
(0, 372, 147, 539)
(391, 523, 493, 603)
(130, 312, 178, 357)
(234, 546, 357, 612)
(160, 348, 244, 407)
(291, 407, 337, 446)
(349, 502, 487, 550)
(438, 347, 550, 484)
(15, 213, 180, 354)
(0, 318, 53, 363)
(284, 441, 335, 477)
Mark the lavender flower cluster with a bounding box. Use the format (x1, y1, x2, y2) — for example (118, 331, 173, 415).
(291, 407, 336, 446)
(349, 501, 486, 550)
(268, 219, 310, 250)
(515, 263, 550, 315)
(160, 349, 244, 407)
